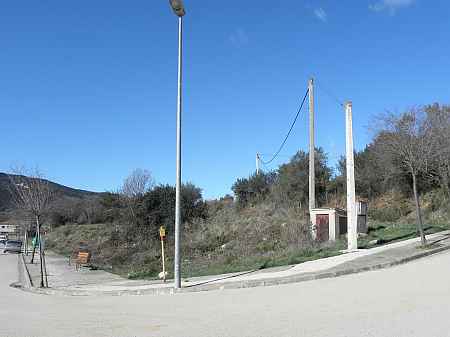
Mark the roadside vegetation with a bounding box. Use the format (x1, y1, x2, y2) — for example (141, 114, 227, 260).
(16, 104, 450, 279)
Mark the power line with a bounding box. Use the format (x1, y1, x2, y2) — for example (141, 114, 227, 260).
(315, 80, 344, 107)
(260, 88, 309, 165)
(261, 161, 272, 172)
(259, 153, 293, 158)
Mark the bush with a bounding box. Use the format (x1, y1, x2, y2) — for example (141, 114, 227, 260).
(368, 207, 402, 222)
(141, 183, 208, 235)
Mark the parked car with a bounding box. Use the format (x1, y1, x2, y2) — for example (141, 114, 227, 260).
(4, 240, 22, 254)
(0, 240, 6, 250)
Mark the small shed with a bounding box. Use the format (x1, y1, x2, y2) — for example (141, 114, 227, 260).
(310, 208, 347, 241)
(310, 200, 369, 242)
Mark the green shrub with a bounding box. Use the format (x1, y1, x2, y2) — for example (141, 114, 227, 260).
(369, 207, 402, 222)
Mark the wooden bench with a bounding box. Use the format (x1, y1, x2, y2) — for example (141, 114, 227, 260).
(69, 251, 91, 271)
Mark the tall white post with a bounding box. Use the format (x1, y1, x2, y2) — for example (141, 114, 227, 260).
(308, 78, 315, 212)
(256, 153, 260, 175)
(345, 101, 358, 251)
(174, 16, 183, 289)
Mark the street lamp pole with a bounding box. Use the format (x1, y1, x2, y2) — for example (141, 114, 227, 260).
(169, 0, 185, 289)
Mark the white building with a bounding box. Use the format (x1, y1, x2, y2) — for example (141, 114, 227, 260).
(0, 223, 17, 235)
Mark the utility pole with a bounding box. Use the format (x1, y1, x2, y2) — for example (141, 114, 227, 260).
(256, 153, 260, 175)
(169, 0, 186, 289)
(308, 78, 315, 211)
(345, 101, 358, 251)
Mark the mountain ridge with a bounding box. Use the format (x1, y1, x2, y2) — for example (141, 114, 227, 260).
(0, 172, 100, 211)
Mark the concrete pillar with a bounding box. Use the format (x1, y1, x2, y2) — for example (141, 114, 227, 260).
(345, 101, 358, 251)
(256, 153, 260, 175)
(329, 210, 337, 241)
(308, 78, 315, 212)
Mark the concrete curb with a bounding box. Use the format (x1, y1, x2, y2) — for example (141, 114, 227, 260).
(21, 242, 450, 297)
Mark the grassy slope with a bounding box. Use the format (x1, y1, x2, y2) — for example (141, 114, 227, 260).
(46, 192, 450, 280)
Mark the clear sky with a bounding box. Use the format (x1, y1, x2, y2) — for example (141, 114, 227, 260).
(1, 1, 449, 199)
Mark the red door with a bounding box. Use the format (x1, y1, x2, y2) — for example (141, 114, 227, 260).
(316, 214, 329, 241)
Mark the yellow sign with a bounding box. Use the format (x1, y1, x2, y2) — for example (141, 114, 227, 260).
(159, 226, 166, 239)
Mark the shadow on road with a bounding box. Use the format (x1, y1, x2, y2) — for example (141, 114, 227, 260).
(185, 270, 258, 288)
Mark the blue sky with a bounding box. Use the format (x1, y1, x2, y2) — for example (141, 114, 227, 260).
(1, 1, 449, 199)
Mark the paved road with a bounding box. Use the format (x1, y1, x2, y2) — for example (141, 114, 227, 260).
(1, 251, 450, 337)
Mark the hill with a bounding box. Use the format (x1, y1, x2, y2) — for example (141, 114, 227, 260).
(0, 172, 100, 211)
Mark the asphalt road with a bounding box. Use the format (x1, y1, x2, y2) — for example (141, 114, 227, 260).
(1, 251, 450, 337)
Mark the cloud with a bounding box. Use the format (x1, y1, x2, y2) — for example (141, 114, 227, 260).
(314, 8, 327, 22)
(369, 0, 414, 15)
(229, 28, 249, 47)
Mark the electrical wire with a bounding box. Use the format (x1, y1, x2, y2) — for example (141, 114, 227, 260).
(315, 80, 344, 107)
(261, 161, 272, 172)
(260, 88, 309, 165)
(259, 153, 293, 158)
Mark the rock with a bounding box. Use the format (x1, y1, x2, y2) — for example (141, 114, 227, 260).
(158, 271, 168, 279)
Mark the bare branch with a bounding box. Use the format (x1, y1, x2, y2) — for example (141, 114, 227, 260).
(120, 169, 154, 200)
(8, 167, 54, 219)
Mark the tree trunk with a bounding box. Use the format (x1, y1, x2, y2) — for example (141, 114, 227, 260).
(412, 173, 427, 246)
(36, 216, 45, 288)
(30, 224, 37, 263)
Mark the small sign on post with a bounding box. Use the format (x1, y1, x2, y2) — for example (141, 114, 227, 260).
(158, 226, 168, 282)
(159, 226, 166, 240)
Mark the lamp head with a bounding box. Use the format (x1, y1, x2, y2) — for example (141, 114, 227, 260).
(169, 0, 186, 17)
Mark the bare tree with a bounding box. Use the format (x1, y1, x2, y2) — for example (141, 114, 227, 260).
(375, 109, 439, 246)
(119, 169, 154, 241)
(121, 169, 154, 199)
(9, 167, 54, 287)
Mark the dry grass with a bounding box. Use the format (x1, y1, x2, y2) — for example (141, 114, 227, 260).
(46, 193, 450, 280)
(46, 202, 344, 279)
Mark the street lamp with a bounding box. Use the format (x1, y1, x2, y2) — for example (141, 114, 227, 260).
(169, 0, 185, 289)
(169, 0, 186, 17)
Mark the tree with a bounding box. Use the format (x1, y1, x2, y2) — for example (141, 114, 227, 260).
(141, 183, 207, 237)
(426, 104, 450, 198)
(375, 109, 439, 246)
(232, 171, 276, 209)
(276, 148, 332, 208)
(336, 144, 395, 200)
(119, 169, 154, 233)
(9, 168, 54, 287)
(120, 169, 154, 199)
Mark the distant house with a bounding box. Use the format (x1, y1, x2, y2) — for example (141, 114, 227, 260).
(0, 223, 17, 235)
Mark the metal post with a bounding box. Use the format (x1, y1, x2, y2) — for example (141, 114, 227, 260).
(174, 16, 183, 289)
(345, 101, 358, 251)
(24, 227, 28, 256)
(161, 239, 166, 282)
(42, 250, 49, 288)
(308, 78, 315, 211)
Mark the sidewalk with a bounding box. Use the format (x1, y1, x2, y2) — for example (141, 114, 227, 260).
(22, 230, 450, 296)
